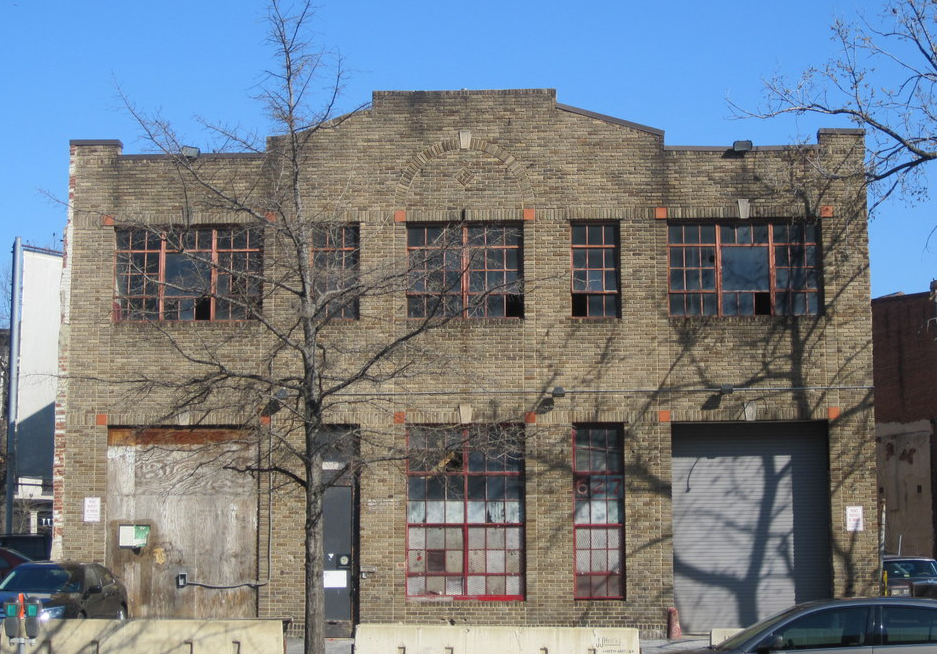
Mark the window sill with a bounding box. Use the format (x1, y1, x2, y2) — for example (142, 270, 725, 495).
(407, 317, 524, 324)
(668, 314, 823, 322)
(568, 316, 621, 323)
(407, 595, 525, 602)
(112, 319, 262, 330)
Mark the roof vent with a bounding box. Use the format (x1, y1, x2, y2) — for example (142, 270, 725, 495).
(732, 140, 753, 153)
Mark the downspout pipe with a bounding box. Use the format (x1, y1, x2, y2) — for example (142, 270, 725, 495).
(5, 238, 22, 532)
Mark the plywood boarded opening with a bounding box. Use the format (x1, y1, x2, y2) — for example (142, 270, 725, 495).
(106, 427, 259, 619)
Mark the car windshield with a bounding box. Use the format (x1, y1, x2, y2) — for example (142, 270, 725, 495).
(885, 560, 937, 579)
(0, 566, 80, 593)
(715, 605, 806, 651)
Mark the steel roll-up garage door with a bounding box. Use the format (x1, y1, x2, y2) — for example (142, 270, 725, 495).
(672, 422, 832, 633)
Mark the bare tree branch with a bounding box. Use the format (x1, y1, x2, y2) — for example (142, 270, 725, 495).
(736, 0, 937, 213)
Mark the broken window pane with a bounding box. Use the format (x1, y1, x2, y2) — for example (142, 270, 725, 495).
(114, 226, 262, 322)
(406, 425, 525, 599)
(669, 221, 820, 317)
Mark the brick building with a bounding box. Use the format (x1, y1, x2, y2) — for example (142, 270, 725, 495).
(872, 287, 937, 557)
(58, 89, 876, 637)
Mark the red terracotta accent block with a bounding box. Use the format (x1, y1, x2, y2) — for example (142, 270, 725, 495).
(655, 207, 668, 220)
(820, 206, 834, 218)
(393, 411, 406, 424)
(264, 211, 277, 223)
(95, 413, 108, 426)
(658, 410, 671, 423)
(394, 210, 407, 223)
(523, 208, 535, 221)
(101, 215, 115, 226)
(524, 412, 537, 424)
(828, 406, 841, 420)
(260, 415, 271, 426)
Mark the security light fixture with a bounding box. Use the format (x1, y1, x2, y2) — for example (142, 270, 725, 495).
(551, 386, 566, 398)
(719, 384, 735, 395)
(732, 140, 753, 153)
(260, 388, 290, 417)
(181, 145, 201, 159)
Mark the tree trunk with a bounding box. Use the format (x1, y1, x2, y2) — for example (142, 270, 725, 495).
(304, 446, 325, 654)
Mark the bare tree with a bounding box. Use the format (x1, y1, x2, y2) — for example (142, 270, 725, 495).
(743, 0, 937, 212)
(109, 3, 529, 653)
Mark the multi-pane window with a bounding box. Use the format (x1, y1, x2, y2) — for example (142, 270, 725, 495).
(573, 424, 624, 599)
(571, 223, 620, 318)
(668, 222, 820, 316)
(312, 225, 359, 319)
(406, 425, 525, 600)
(115, 226, 262, 321)
(407, 224, 523, 319)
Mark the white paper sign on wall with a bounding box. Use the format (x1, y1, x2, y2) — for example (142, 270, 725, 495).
(83, 497, 101, 523)
(846, 506, 864, 532)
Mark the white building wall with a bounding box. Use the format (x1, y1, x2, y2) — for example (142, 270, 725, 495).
(15, 248, 62, 479)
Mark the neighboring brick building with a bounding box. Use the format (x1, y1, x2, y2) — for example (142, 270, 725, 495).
(58, 89, 876, 637)
(873, 287, 937, 557)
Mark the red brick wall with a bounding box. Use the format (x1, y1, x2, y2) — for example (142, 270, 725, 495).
(872, 292, 937, 423)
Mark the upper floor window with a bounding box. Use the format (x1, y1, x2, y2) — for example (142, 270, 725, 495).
(406, 424, 525, 600)
(668, 222, 820, 317)
(115, 226, 262, 321)
(312, 225, 359, 319)
(407, 224, 523, 319)
(571, 223, 620, 318)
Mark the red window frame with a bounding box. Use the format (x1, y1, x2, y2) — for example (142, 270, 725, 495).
(114, 226, 262, 321)
(668, 222, 820, 316)
(571, 223, 621, 318)
(311, 224, 360, 319)
(573, 424, 624, 599)
(406, 425, 525, 600)
(406, 224, 523, 319)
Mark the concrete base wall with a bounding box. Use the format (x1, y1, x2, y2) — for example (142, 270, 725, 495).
(355, 624, 639, 654)
(711, 628, 744, 645)
(16, 618, 284, 654)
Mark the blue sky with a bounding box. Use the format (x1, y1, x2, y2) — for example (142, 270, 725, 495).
(0, 0, 931, 298)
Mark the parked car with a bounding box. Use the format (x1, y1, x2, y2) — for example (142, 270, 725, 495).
(0, 534, 51, 561)
(0, 548, 31, 581)
(0, 562, 128, 620)
(884, 554, 937, 598)
(668, 598, 937, 653)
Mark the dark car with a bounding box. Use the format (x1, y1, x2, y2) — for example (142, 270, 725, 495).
(668, 598, 937, 653)
(0, 534, 51, 561)
(0, 562, 128, 620)
(884, 555, 937, 598)
(0, 548, 31, 581)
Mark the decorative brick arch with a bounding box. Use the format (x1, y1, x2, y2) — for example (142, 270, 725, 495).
(394, 135, 535, 209)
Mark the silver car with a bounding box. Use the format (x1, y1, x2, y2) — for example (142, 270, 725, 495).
(669, 598, 937, 653)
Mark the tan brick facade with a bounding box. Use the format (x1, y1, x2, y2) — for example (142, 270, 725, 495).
(58, 89, 875, 636)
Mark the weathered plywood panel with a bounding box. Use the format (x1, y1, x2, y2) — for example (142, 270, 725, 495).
(106, 434, 258, 618)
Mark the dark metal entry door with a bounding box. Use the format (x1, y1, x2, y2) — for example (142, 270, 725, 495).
(323, 484, 355, 638)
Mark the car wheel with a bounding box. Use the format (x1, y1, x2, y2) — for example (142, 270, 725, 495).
(116, 605, 128, 620)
